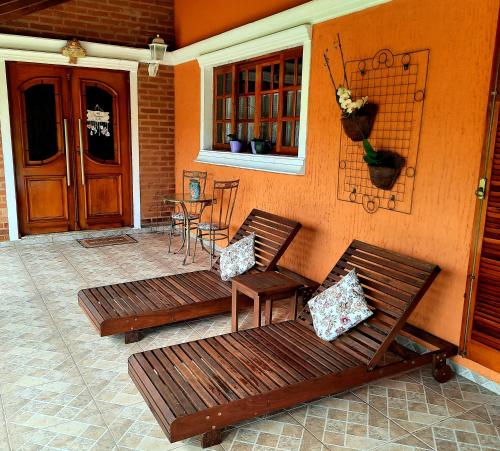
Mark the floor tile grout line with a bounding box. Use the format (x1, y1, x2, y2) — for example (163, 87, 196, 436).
(0, 392, 12, 451)
(349, 383, 494, 446)
(13, 244, 121, 449)
(284, 393, 400, 451)
(283, 409, 334, 451)
(19, 238, 208, 449)
(370, 431, 433, 451)
(1, 250, 97, 443)
(404, 369, 493, 412)
(7, 239, 498, 450)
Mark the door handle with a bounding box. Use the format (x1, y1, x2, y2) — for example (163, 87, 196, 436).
(78, 118, 86, 186)
(63, 119, 70, 186)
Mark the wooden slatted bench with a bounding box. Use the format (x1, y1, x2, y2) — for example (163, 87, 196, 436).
(129, 240, 458, 447)
(78, 209, 301, 343)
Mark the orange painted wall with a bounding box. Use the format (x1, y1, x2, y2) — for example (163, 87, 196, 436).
(173, 0, 308, 47)
(175, 0, 499, 381)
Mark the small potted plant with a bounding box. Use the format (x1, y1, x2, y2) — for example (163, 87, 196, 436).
(227, 134, 244, 153)
(251, 138, 272, 154)
(362, 139, 405, 190)
(323, 34, 377, 141)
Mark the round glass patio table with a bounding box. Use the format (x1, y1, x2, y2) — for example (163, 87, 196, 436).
(163, 193, 214, 265)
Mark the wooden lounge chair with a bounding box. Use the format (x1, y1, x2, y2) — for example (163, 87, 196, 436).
(128, 240, 458, 447)
(78, 209, 301, 343)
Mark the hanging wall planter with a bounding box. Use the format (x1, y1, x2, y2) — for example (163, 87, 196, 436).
(363, 140, 405, 190)
(341, 103, 378, 141)
(323, 35, 378, 142)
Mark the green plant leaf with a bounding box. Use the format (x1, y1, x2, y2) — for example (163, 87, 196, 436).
(362, 139, 381, 165)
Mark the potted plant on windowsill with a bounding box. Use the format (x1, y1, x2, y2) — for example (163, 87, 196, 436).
(251, 138, 272, 155)
(363, 139, 405, 190)
(228, 134, 244, 153)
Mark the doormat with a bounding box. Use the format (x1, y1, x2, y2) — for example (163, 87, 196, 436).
(77, 234, 137, 248)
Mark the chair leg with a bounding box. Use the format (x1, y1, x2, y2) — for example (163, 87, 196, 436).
(202, 429, 222, 448)
(124, 330, 142, 344)
(210, 231, 215, 267)
(167, 221, 175, 253)
(209, 231, 212, 267)
(192, 229, 199, 263)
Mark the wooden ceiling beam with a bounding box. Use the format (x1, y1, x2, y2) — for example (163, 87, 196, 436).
(0, 0, 70, 23)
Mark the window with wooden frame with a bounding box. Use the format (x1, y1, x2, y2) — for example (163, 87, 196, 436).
(212, 47, 303, 156)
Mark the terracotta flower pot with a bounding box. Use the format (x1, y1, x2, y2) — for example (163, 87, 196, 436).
(367, 151, 405, 190)
(341, 103, 378, 141)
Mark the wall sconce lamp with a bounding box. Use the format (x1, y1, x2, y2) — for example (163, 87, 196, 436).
(148, 34, 168, 77)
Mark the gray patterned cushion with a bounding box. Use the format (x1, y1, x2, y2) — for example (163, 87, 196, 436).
(172, 212, 200, 221)
(308, 269, 372, 341)
(219, 233, 256, 281)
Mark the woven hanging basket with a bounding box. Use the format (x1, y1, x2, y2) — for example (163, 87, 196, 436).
(341, 103, 378, 141)
(367, 151, 405, 190)
(368, 150, 405, 190)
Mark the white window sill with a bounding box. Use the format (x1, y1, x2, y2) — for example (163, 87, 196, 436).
(195, 150, 305, 175)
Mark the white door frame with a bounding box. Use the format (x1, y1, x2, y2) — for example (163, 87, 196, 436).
(0, 49, 142, 240)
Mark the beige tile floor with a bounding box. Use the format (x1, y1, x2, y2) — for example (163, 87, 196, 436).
(0, 232, 499, 450)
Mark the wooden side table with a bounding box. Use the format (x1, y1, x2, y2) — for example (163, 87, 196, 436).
(231, 272, 303, 332)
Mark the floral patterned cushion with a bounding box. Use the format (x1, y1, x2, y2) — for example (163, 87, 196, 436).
(308, 269, 372, 341)
(219, 233, 256, 281)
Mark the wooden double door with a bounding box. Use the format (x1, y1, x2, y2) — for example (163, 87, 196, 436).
(8, 62, 132, 236)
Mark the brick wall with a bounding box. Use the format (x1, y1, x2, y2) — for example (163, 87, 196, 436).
(0, 0, 175, 239)
(138, 64, 175, 226)
(0, 0, 175, 48)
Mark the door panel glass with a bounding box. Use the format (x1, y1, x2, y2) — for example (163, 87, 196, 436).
(273, 63, 280, 89)
(225, 97, 232, 119)
(238, 70, 246, 94)
(261, 94, 270, 118)
(85, 85, 115, 162)
(295, 121, 300, 146)
(217, 74, 224, 95)
(238, 97, 246, 120)
(248, 68, 256, 93)
(282, 121, 293, 146)
(216, 98, 223, 120)
(262, 66, 271, 91)
(24, 83, 59, 162)
(272, 93, 279, 119)
(216, 123, 223, 143)
(284, 59, 295, 86)
(225, 73, 232, 95)
(248, 95, 255, 119)
(283, 91, 295, 117)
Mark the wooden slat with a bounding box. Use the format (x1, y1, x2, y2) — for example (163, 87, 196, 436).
(212, 209, 301, 274)
(128, 280, 448, 446)
(301, 240, 440, 369)
(79, 209, 300, 338)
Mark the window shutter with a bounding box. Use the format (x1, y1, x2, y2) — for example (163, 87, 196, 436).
(472, 115, 500, 350)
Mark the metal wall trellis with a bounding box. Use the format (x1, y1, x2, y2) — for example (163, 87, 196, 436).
(337, 48, 429, 214)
